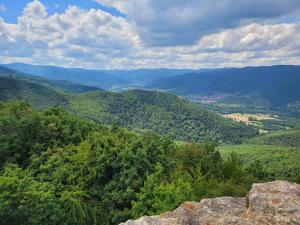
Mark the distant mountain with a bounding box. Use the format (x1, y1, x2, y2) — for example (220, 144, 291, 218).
(0, 66, 100, 94)
(3, 63, 129, 89)
(105, 69, 196, 85)
(149, 65, 300, 108)
(2, 63, 202, 88)
(0, 69, 257, 143)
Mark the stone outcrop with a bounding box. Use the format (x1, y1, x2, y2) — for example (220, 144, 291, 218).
(120, 181, 300, 225)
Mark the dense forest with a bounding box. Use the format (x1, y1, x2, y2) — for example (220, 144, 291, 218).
(0, 76, 67, 109)
(1, 102, 297, 225)
(67, 89, 257, 144)
(0, 69, 257, 144)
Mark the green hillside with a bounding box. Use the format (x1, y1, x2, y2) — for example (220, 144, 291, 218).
(0, 74, 257, 144)
(0, 76, 66, 109)
(246, 129, 300, 147)
(67, 89, 258, 144)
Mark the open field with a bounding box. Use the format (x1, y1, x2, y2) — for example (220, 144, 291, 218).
(223, 113, 277, 124)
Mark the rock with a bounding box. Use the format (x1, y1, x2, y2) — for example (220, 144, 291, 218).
(120, 181, 300, 225)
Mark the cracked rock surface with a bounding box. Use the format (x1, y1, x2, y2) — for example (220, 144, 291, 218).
(120, 181, 300, 225)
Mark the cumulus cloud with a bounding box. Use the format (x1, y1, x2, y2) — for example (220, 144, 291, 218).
(0, 0, 300, 68)
(196, 23, 300, 53)
(97, 0, 300, 46)
(0, 0, 139, 68)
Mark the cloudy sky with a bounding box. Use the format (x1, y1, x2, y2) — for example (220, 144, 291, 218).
(0, 0, 300, 69)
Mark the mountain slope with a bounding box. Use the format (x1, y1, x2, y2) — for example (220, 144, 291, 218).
(0, 68, 258, 143)
(149, 65, 300, 108)
(0, 76, 67, 109)
(246, 129, 300, 147)
(67, 89, 258, 143)
(0, 66, 100, 94)
(3, 63, 129, 89)
(3, 63, 199, 87)
(105, 69, 195, 85)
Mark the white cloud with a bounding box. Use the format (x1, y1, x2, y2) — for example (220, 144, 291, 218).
(0, 4, 7, 12)
(95, 0, 130, 14)
(0, 0, 299, 68)
(196, 23, 300, 53)
(0, 1, 139, 68)
(96, 0, 300, 46)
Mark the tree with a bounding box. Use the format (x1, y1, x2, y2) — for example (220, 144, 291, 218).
(0, 165, 61, 225)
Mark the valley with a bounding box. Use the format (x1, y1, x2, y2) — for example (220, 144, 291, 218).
(1, 1, 300, 224)
(0, 63, 299, 225)
(0, 66, 257, 144)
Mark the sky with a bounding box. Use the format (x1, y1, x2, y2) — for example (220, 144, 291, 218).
(0, 0, 300, 69)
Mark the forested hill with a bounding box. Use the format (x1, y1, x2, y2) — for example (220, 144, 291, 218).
(0, 76, 67, 109)
(0, 74, 257, 143)
(246, 129, 300, 147)
(149, 65, 300, 107)
(67, 89, 258, 143)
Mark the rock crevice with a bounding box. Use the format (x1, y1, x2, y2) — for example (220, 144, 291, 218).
(121, 181, 300, 225)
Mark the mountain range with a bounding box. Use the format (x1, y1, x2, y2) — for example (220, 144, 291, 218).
(148, 65, 300, 109)
(0, 66, 257, 144)
(2, 63, 196, 89)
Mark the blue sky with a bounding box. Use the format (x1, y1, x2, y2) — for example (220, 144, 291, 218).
(0, 0, 124, 23)
(0, 0, 299, 69)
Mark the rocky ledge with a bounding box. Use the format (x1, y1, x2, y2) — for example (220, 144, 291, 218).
(121, 181, 300, 225)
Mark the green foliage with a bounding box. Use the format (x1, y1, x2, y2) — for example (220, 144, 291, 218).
(0, 102, 93, 167)
(0, 76, 66, 109)
(0, 102, 296, 225)
(0, 73, 258, 144)
(28, 124, 174, 224)
(247, 129, 300, 147)
(68, 89, 257, 144)
(132, 143, 257, 218)
(218, 144, 300, 182)
(0, 102, 42, 166)
(132, 165, 195, 217)
(0, 165, 61, 225)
